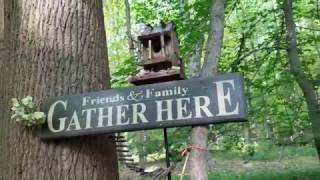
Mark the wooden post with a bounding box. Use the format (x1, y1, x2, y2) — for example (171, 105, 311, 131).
(148, 39, 152, 60)
(139, 42, 142, 62)
(163, 128, 171, 180)
(160, 33, 165, 56)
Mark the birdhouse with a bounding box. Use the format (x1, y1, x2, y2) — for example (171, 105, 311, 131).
(130, 22, 184, 85)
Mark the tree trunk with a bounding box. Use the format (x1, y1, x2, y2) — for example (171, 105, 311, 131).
(189, 0, 225, 180)
(0, 0, 8, 178)
(123, 0, 147, 162)
(0, 0, 3, 40)
(200, 0, 225, 78)
(283, 0, 320, 160)
(0, 0, 119, 179)
(124, 0, 134, 56)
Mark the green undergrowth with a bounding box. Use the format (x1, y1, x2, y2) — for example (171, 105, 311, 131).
(250, 145, 317, 161)
(173, 146, 319, 180)
(211, 145, 317, 161)
(174, 168, 320, 180)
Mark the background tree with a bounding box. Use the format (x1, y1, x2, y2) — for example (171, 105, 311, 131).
(189, 0, 226, 179)
(283, 0, 320, 159)
(0, 0, 118, 179)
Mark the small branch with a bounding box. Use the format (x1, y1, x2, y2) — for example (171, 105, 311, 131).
(230, 33, 245, 72)
(296, 26, 320, 32)
(225, 0, 240, 22)
(238, 46, 277, 62)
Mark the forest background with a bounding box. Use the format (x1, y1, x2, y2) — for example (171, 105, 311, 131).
(103, 0, 320, 179)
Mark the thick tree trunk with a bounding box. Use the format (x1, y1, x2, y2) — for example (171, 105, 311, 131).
(283, 0, 320, 160)
(189, 0, 225, 180)
(0, 0, 3, 40)
(0, 0, 119, 179)
(0, 0, 12, 178)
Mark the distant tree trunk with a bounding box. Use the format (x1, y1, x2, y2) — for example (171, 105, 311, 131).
(188, 40, 204, 78)
(180, 0, 204, 79)
(124, 0, 147, 162)
(124, 0, 134, 56)
(264, 118, 273, 139)
(200, 0, 225, 77)
(283, 0, 320, 160)
(189, 0, 225, 179)
(0, 0, 119, 179)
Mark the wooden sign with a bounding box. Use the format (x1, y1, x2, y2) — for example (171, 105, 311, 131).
(39, 73, 247, 139)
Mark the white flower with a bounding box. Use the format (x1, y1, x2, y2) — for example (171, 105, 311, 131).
(15, 108, 25, 116)
(22, 114, 31, 120)
(11, 106, 17, 111)
(15, 118, 22, 122)
(11, 114, 16, 119)
(11, 98, 20, 107)
(32, 112, 45, 120)
(21, 96, 33, 108)
(11, 96, 46, 126)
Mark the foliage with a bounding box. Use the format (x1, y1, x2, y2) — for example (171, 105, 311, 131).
(237, 138, 258, 157)
(103, 0, 320, 163)
(111, 56, 138, 87)
(10, 96, 46, 127)
(104, 0, 137, 88)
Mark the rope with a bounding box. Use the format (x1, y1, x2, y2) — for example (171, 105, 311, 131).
(181, 145, 208, 156)
(180, 153, 190, 180)
(179, 145, 208, 180)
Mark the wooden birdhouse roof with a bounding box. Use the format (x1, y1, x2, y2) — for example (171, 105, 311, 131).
(138, 23, 175, 40)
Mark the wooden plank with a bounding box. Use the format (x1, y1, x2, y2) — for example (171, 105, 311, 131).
(119, 158, 134, 162)
(116, 144, 128, 148)
(39, 73, 247, 139)
(108, 135, 125, 139)
(117, 149, 130, 153)
(118, 154, 132, 157)
(114, 140, 127, 143)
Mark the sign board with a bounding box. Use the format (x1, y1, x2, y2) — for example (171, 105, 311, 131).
(40, 73, 247, 139)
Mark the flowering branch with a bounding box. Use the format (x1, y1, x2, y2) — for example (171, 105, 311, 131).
(11, 96, 46, 127)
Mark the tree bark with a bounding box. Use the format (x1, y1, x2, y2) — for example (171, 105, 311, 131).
(0, 0, 119, 179)
(283, 0, 320, 160)
(124, 0, 134, 56)
(200, 0, 225, 78)
(0, 0, 3, 40)
(0, 0, 13, 178)
(189, 0, 225, 180)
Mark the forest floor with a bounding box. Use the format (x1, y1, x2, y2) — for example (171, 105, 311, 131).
(119, 145, 320, 180)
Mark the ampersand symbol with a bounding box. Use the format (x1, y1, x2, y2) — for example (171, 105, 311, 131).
(127, 90, 144, 102)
